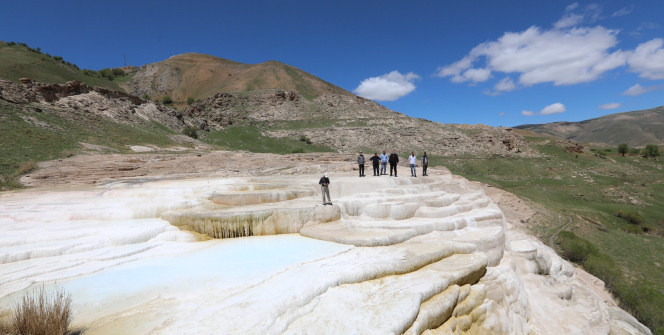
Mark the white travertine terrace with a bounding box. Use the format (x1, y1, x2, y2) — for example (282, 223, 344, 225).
(0, 169, 651, 334)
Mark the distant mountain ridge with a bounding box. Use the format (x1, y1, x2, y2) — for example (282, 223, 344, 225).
(516, 106, 664, 147)
(128, 53, 352, 102)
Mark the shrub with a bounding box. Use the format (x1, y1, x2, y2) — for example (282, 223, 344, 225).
(161, 96, 173, 105)
(182, 126, 198, 139)
(187, 97, 195, 105)
(556, 231, 598, 264)
(292, 148, 305, 153)
(615, 281, 664, 334)
(615, 210, 644, 225)
(584, 253, 622, 289)
(142, 94, 150, 100)
(52, 56, 63, 62)
(10, 286, 72, 335)
(299, 134, 312, 144)
(622, 224, 643, 234)
(618, 143, 628, 156)
(98, 68, 113, 80)
(643, 144, 660, 158)
(112, 68, 124, 76)
(83, 69, 98, 77)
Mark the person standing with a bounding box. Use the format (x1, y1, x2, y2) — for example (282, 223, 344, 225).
(389, 150, 399, 177)
(319, 173, 332, 205)
(409, 151, 417, 177)
(422, 152, 429, 176)
(379, 150, 388, 175)
(369, 152, 381, 176)
(357, 151, 365, 177)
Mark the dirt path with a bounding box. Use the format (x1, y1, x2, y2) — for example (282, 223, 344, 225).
(547, 215, 574, 248)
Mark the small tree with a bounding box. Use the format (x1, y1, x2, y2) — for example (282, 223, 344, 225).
(618, 143, 629, 156)
(182, 126, 198, 139)
(98, 68, 113, 80)
(642, 144, 660, 158)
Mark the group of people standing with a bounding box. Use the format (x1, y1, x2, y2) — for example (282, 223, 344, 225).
(356, 151, 429, 178)
(318, 150, 430, 205)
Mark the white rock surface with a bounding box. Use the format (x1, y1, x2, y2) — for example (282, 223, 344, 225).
(0, 170, 651, 334)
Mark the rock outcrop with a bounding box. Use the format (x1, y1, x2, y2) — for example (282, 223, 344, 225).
(0, 78, 191, 131)
(185, 90, 537, 157)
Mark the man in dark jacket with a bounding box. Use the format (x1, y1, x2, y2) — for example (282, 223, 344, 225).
(357, 152, 365, 177)
(369, 152, 381, 176)
(389, 151, 399, 177)
(319, 173, 331, 205)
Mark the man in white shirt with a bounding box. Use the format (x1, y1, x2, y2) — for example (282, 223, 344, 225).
(408, 151, 417, 177)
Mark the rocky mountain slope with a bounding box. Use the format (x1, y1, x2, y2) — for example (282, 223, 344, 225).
(0, 78, 190, 131)
(184, 89, 535, 157)
(516, 105, 664, 147)
(128, 53, 351, 102)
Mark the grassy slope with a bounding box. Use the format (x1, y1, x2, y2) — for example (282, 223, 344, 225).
(203, 123, 336, 154)
(516, 105, 664, 147)
(433, 132, 664, 333)
(0, 41, 130, 91)
(0, 100, 181, 189)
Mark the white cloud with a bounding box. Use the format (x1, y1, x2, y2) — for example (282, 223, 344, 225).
(494, 77, 517, 92)
(541, 103, 567, 115)
(354, 71, 421, 101)
(554, 13, 584, 29)
(450, 68, 491, 83)
(611, 6, 633, 17)
(566, 3, 579, 12)
(598, 102, 622, 110)
(627, 38, 664, 80)
(521, 103, 566, 116)
(622, 83, 659, 96)
(436, 25, 627, 87)
(433, 4, 664, 91)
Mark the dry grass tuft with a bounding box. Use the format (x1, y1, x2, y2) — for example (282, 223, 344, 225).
(10, 285, 72, 335)
(15, 160, 35, 175)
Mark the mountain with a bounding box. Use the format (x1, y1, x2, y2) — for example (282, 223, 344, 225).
(0, 40, 130, 91)
(128, 53, 352, 102)
(515, 105, 664, 147)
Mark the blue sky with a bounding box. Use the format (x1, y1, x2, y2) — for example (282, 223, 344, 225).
(2, 0, 663, 127)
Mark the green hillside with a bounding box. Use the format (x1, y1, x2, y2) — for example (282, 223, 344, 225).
(437, 132, 664, 334)
(0, 41, 130, 91)
(516, 106, 664, 147)
(0, 99, 183, 190)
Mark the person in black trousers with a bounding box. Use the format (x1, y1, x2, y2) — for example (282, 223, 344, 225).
(357, 151, 365, 177)
(422, 152, 429, 176)
(369, 152, 381, 176)
(389, 150, 399, 177)
(319, 173, 332, 205)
